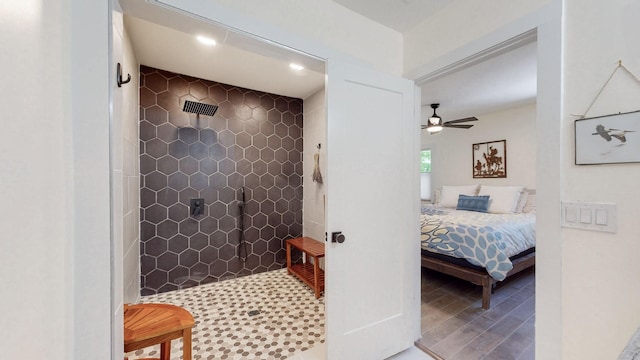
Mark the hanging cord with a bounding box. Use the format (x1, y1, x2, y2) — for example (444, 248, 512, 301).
(572, 60, 640, 118)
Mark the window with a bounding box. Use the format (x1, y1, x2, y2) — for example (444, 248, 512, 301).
(420, 150, 432, 201)
(420, 150, 431, 173)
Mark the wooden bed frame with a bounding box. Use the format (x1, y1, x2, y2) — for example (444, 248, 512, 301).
(420, 251, 535, 310)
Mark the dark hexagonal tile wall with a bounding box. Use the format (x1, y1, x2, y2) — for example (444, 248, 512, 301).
(139, 66, 303, 295)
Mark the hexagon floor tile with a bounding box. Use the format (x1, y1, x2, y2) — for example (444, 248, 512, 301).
(125, 268, 325, 360)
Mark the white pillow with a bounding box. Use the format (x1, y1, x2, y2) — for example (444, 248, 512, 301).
(439, 185, 479, 208)
(479, 185, 525, 214)
(515, 191, 529, 213)
(523, 194, 536, 213)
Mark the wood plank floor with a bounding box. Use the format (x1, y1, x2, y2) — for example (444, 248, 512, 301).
(418, 267, 535, 360)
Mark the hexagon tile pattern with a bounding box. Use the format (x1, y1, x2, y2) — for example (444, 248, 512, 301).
(126, 269, 324, 360)
(140, 65, 304, 295)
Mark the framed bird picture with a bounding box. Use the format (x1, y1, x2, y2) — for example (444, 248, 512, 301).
(575, 110, 640, 165)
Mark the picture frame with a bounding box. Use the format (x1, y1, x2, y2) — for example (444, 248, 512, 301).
(575, 110, 640, 165)
(473, 140, 507, 178)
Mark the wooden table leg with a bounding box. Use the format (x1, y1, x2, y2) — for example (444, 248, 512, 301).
(313, 255, 320, 298)
(160, 341, 171, 360)
(183, 327, 192, 360)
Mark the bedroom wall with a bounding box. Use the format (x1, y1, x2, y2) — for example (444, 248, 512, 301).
(561, 0, 640, 358)
(423, 102, 537, 194)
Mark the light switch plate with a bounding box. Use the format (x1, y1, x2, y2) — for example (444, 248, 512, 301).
(579, 208, 592, 224)
(565, 207, 578, 223)
(595, 209, 608, 225)
(561, 201, 617, 233)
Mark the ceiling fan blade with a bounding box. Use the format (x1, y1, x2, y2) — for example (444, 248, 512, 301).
(443, 116, 478, 125)
(443, 124, 474, 129)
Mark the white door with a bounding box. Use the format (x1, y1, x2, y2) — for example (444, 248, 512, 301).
(325, 59, 421, 359)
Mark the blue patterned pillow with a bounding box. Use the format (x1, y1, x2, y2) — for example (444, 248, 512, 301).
(456, 194, 490, 212)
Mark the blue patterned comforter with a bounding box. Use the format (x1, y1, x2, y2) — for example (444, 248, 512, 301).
(420, 206, 536, 281)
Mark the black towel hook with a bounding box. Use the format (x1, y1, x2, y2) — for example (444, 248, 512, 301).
(117, 62, 131, 87)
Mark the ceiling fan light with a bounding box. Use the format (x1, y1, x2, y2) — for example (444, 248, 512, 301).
(426, 124, 443, 133)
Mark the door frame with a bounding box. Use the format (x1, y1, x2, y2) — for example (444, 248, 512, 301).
(408, 3, 563, 359)
(108, 1, 398, 359)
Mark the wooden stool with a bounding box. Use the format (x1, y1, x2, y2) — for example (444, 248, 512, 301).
(124, 303, 195, 360)
(286, 237, 325, 298)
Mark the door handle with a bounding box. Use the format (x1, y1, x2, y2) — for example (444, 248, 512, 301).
(331, 231, 345, 243)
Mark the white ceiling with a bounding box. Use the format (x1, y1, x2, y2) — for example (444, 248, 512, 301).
(419, 41, 537, 122)
(120, 0, 536, 123)
(333, 0, 450, 33)
(124, 16, 325, 100)
(120, 0, 326, 100)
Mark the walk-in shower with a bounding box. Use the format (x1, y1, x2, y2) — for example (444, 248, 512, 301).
(138, 65, 304, 295)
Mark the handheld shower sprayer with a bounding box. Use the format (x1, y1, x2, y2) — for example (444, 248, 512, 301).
(238, 187, 245, 209)
(238, 187, 248, 263)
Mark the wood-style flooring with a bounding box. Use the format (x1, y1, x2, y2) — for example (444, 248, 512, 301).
(418, 267, 535, 360)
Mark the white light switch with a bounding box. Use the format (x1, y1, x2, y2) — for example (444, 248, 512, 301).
(561, 201, 617, 233)
(595, 209, 608, 225)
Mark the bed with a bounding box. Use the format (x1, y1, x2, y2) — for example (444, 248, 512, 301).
(420, 185, 536, 309)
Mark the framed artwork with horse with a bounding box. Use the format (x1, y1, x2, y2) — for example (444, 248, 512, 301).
(473, 139, 507, 178)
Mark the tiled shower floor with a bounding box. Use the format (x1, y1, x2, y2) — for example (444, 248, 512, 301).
(125, 268, 325, 360)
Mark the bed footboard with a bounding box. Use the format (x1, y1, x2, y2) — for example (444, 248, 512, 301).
(421, 252, 535, 309)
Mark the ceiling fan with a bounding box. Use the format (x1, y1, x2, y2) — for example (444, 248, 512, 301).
(421, 103, 478, 133)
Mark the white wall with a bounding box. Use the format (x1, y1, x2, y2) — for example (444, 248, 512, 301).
(424, 103, 537, 191)
(112, 7, 125, 358)
(302, 89, 327, 242)
(403, 0, 553, 77)
(1, 0, 112, 358)
(561, 0, 640, 358)
(0, 1, 72, 358)
(72, 0, 113, 358)
(120, 14, 141, 306)
(112, 6, 140, 358)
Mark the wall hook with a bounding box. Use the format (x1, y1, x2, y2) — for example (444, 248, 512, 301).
(117, 62, 131, 87)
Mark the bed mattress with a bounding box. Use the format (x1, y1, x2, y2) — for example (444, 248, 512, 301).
(420, 206, 536, 281)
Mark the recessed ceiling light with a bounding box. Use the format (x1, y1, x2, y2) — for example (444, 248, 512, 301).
(196, 35, 216, 46)
(289, 63, 304, 71)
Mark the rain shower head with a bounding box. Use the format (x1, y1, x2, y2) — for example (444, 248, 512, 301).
(183, 100, 218, 116)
